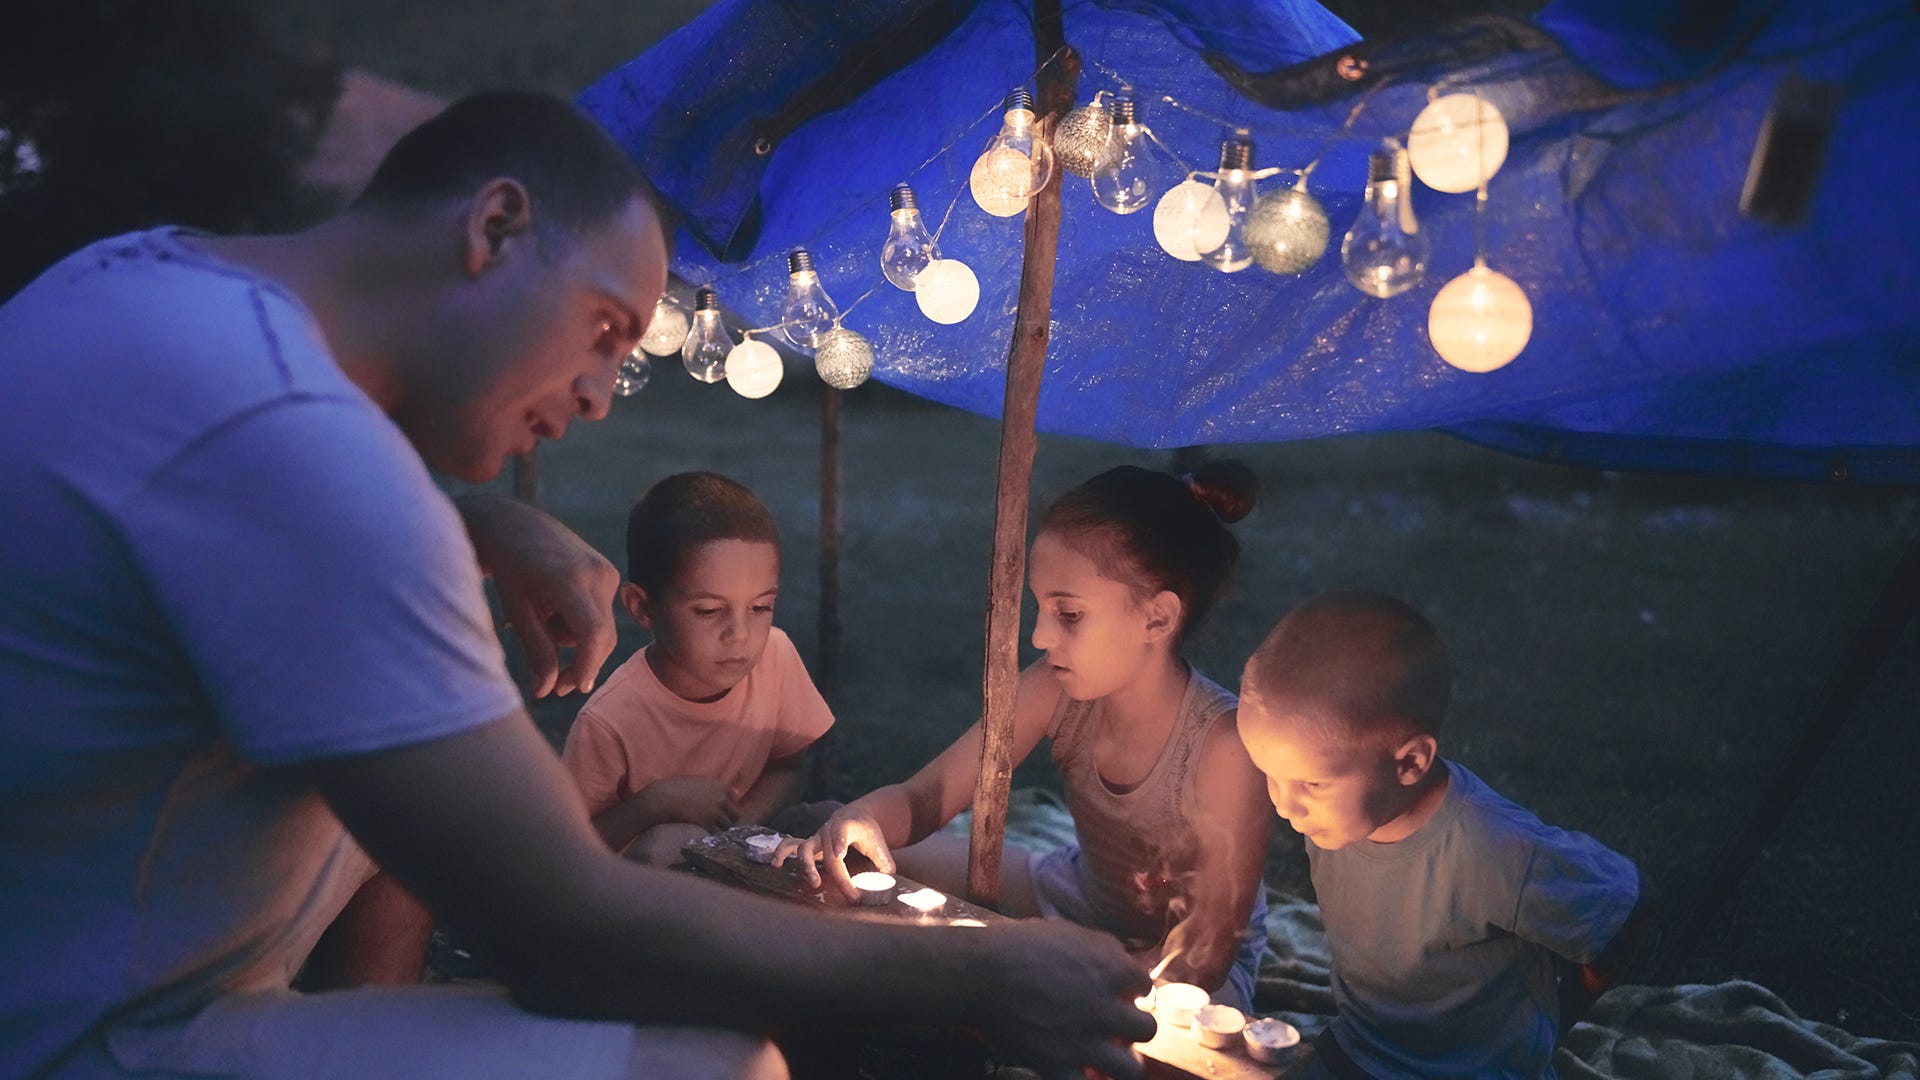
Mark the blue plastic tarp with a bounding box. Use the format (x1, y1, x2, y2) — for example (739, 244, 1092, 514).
(582, 0, 1920, 483)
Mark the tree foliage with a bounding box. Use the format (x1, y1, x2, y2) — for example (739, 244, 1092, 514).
(0, 0, 339, 300)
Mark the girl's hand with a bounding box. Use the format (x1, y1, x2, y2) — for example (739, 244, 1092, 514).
(773, 804, 896, 901)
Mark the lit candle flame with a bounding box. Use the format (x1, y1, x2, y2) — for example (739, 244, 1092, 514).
(1148, 949, 1181, 982)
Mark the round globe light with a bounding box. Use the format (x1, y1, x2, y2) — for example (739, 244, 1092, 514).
(914, 259, 980, 324)
(724, 339, 784, 399)
(639, 300, 691, 357)
(1054, 102, 1117, 178)
(1243, 186, 1330, 275)
(1428, 264, 1532, 372)
(1407, 93, 1508, 194)
(814, 327, 874, 390)
(970, 146, 1035, 218)
(1152, 180, 1231, 262)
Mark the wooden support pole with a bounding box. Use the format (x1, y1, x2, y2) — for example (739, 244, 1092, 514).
(810, 385, 844, 799)
(966, 7, 1076, 909)
(510, 448, 539, 505)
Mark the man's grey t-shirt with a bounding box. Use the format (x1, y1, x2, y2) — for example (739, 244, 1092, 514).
(1310, 760, 1639, 1079)
(0, 229, 522, 1075)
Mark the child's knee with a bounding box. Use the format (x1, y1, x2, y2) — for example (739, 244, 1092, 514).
(623, 1027, 788, 1080)
(626, 822, 711, 866)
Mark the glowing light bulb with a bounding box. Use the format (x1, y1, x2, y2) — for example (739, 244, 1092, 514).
(1092, 97, 1170, 216)
(612, 349, 650, 397)
(1341, 141, 1429, 297)
(1428, 263, 1531, 372)
(680, 286, 730, 383)
(969, 89, 1056, 217)
(1408, 93, 1508, 194)
(881, 183, 939, 290)
(725, 337, 784, 399)
(914, 259, 979, 324)
(780, 248, 838, 349)
(815, 326, 874, 390)
(1244, 182, 1330, 275)
(639, 296, 690, 357)
(1200, 136, 1257, 274)
(1153, 179, 1231, 261)
(1054, 95, 1116, 179)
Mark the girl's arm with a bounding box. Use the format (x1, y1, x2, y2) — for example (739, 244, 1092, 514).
(783, 662, 1062, 899)
(1159, 709, 1275, 992)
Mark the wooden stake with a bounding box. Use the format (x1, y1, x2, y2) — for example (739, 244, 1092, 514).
(810, 384, 844, 799)
(966, 8, 1076, 908)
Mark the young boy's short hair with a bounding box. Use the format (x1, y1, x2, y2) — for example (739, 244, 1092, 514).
(625, 471, 779, 594)
(1243, 588, 1450, 751)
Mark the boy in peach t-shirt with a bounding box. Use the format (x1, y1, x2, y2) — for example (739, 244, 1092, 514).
(562, 472, 834, 864)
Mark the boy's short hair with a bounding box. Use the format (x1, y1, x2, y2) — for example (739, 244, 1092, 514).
(625, 472, 779, 594)
(1243, 589, 1450, 749)
(353, 89, 672, 259)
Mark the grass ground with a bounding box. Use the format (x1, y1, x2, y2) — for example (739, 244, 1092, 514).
(272, 0, 1920, 1045)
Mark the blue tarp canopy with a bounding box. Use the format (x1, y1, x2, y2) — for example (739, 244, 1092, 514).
(581, 0, 1920, 483)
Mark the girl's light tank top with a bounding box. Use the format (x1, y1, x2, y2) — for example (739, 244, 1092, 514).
(1045, 667, 1238, 946)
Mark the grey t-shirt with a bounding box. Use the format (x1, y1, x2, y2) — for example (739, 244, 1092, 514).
(1309, 760, 1639, 1079)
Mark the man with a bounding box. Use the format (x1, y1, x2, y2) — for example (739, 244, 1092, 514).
(0, 91, 1152, 1080)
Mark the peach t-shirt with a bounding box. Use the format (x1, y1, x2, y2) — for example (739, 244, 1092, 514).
(561, 626, 834, 816)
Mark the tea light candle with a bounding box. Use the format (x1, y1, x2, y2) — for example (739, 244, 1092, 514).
(1190, 1003, 1245, 1049)
(1153, 982, 1209, 1030)
(897, 887, 946, 916)
(743, 833, 781, 864)
(849, 870, 896, 905)
(1242, 1017, 1301, 1063)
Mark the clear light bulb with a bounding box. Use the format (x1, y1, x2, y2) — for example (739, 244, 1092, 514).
(680, 286, 730, 383)
(780, 248, 838, 348)
(638, 296, 690, 356)
(914, 259, 979, 324)
(881, 183, 939, 291)
(1200, 136, 1257, 274)
(725, 337, 784, 399)
(612, 349, 650, 397)
(1341, 142, 1429, 297)
(814, 326, 874, 390)
(1092, 97, 1169, 216)
(1055, 94, 1117, 179)
(969, 89, 1056, 217)
(1428, 261, 1532, 372)
(1407, 93, 1508, 194)
(1153, 179, 1231, 261)
(1244, 180, 1330, 275)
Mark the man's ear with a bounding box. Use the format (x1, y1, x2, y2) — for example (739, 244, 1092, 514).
(618, 581, 653, 630)
(1392, 732, 1438, 786)
(462, 177, 534, 277)
(1143, 589, 1184, 645)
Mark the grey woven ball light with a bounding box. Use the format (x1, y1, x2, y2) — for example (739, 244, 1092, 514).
(814, 327, 874, 390)
(1244, 186, 1330, 275)
(1054, 99, 1118, 178)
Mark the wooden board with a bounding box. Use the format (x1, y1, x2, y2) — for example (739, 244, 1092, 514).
(1135, 1018, 1312, 1080)
(679, 826, 1006, 924)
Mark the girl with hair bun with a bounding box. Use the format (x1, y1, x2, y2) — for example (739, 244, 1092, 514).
(783, 460, 1274, 1010)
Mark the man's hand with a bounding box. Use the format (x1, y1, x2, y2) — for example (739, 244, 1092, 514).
(774, 803, 896, 901)
(972, 920, 1156, 1080)
(641, 776, 740, 832)
(457, 494, 619, 698)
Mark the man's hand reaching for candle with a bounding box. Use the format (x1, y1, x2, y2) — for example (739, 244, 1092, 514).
(972, 920, 1155, 1080)
(774, 804, 895, 900)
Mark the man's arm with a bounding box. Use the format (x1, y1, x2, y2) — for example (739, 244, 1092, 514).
(456, 494, 619, 699)
(296, 712, 1155, 1077)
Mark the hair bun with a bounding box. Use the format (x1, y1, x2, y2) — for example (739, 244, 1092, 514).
(1183, 459, 1258, 524)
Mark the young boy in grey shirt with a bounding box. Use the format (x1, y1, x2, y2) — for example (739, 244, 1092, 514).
(1238, 590, 1642, 1079)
